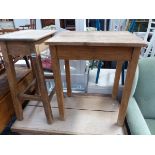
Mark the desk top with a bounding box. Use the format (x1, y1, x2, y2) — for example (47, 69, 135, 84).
(0, 30, 56, 41)
(46, 31, 146, 47)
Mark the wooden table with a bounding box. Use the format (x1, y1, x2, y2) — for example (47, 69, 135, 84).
(0, 30, 56, 124)
(46, 31, 146, 126)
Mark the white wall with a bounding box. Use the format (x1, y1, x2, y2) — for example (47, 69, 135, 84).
(36, 19, 42, 29)
(55, 19, 61, 30)
(109, 19, 127, 31)
(75, 19, 86, 31)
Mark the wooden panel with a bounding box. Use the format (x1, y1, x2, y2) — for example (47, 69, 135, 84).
(0, 68, 33, 132)
(0, 92, 14, 132)
(56, 46, 133, 60)
(12, 107, 124, 135)
(28, 94, 119, 112)
(0, 30, 56, 41)
(6, 42, 31, 57)
(46, 31, 146, 47)
(0, 67, 32, 99)
(4, 41, 49, 57)
(12, 95, 124, 135)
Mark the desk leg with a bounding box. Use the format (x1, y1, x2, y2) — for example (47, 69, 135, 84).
(65, 60, 71, 97)
(112, 61, 123, 99)
(1, 43, 23, 120)
(117, 47, 140, 126)
(50, 46, 65, 120)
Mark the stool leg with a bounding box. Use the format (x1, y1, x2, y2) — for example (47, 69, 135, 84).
(1, 43, 23, 120)
(50, 46, 65, 120)
(30, 49, 53, 124)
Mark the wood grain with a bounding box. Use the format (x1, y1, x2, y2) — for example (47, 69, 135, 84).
(28, 94, 119, 112)
(31, 44, 53, 124)
(56, 46, 132, 60)
(1, 42, 23, 120)
(64, 60, 71, 97)
(112, 61, 124, 99)
(0, 30, 56, 41)
(12, 95, 124, 135)
(0, 68, 33, 132)
(117, 47, 141, 126)
(46, 31, 146, 47)
(6, 42, 31, 57)
(50, 46, 65, 120)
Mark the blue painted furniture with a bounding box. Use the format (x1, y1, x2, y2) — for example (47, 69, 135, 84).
(95, 20, 110, 84)
(95, 19, 102, 84)
(121, 19, 136, 85)
(95, 19, 136, 84)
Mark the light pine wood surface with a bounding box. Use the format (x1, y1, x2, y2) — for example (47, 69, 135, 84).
(12, 94, 125, 135)
(0, 30, 56, 41)
(28, 94, 119, 112)
(46, 31, 146, 47)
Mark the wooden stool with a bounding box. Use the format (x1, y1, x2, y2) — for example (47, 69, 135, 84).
(0, 29, 31, 69)
(0, 30, 56, 124)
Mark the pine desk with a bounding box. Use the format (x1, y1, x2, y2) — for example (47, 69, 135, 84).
(46, 31, 146, 126)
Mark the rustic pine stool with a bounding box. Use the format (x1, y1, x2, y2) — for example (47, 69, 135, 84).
(0, 30, 56, 124)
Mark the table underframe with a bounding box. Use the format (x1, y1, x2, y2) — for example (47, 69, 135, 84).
(50, 45, 141, 126)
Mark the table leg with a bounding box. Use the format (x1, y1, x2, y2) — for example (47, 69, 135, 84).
(50, 46, 65, 120)
(31, 46, 53, 124)
(1, 43, 23, 120)
(112, 61, 123, 99)
(65, 60, 71, 97)
(117, 47, 141, 126)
